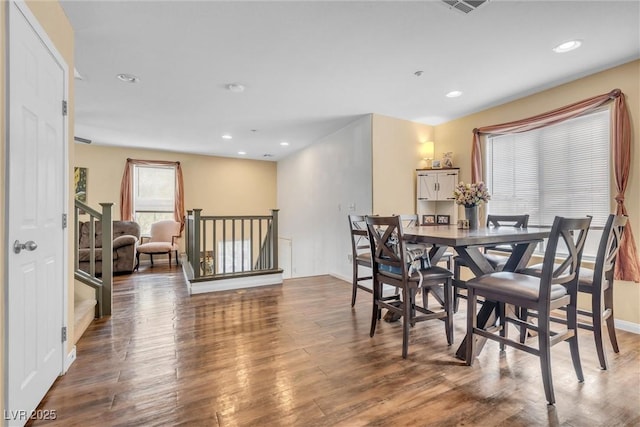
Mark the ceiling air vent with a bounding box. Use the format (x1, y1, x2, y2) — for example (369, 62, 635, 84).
(441, 0, 489, 14)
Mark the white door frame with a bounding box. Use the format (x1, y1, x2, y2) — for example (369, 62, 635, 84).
(3, 0, 70, 414)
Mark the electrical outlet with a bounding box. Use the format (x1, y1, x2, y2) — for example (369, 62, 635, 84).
(347, 254, 353, 263)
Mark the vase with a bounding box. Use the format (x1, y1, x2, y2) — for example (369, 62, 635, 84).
(465, 206, 479, 230)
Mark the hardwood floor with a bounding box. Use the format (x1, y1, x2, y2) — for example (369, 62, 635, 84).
(32, 265, 640, 426)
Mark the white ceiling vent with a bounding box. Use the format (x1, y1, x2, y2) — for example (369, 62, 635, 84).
(441, 0, 489, 14)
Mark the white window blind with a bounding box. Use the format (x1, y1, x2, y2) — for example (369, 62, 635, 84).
(133, 165, 176, 234)
(486, 109, 610, 256)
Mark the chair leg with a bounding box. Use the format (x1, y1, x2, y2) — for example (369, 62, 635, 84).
(453, 262, 461, 313)
(567, 299, 584, 383)
(134, 252, 140, 271)
(370, 279, 380, 338)
(444, 278, 453, 346)
(538, 326, 556, 405)
(518, 308, 529, 343)
(169, 252, 172, 267)
(465, 288, 478, 366)
(604, 285, 620, 353)
(499, 302, 507, 352)
(402, 287, 412, 359)
(175, 250, 179, 265)
(592, 289, 608, 370)
(351, 263, 359, 307)
(150, 254, 154, 266)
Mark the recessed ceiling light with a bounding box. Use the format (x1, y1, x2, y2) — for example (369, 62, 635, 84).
(446, 90, 463, 98)
(238, 151, 246, 155)
(552, 40, 582, 53)
(414, 70, 424, 77)
(280, 142, 289, 146)
(116, 73, 139, 83)
(221, 134, 232, 140)
(227, 83, 245, 93)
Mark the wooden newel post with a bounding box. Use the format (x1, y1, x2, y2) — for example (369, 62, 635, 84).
(100, 203, 114, 316)
(193, 209, 202, 279)
(271, 209, 279, 270)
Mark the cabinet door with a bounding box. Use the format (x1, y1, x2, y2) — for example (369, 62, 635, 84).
(436, 172, 458, 201)
(418, 174, 438, 200)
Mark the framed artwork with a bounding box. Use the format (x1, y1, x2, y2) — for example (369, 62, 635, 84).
(74, 167, 87, 203)
(437, 214, 450, 225)
(431, 159, 442, 169)
(443, 152, 454, 168)
(422, 214, 436, 225)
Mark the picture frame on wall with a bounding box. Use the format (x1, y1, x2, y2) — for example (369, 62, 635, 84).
(437, 214, 450, 225)
(422, 214, 436, 225)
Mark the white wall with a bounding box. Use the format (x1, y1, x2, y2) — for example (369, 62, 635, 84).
(277, 115, 372, 279)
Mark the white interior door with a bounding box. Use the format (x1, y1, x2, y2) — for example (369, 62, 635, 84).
(6, 2, 67, 425)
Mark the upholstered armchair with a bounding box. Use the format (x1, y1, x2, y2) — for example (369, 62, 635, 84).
(135, 220, 181, 270)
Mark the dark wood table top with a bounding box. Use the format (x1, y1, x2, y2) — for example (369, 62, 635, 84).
(403, 225, 550, 247)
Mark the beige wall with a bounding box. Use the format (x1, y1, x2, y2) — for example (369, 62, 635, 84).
(1, 1, 6, 415)
(74, 144, 277, 218)
(1, 0, 75, 414)
(435, 60, 640, 325)
(371, 114, 435, 215)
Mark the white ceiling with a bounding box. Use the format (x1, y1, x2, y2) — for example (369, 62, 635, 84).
(61, 0, 640, 161)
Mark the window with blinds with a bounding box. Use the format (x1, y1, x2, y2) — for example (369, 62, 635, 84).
(485, 109, 610, 257)
(133, 165, 177, 235)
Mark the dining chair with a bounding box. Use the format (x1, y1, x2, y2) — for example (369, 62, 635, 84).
(366, 215, 453, 359)
(519, 214, 627, 370)
(397, 213, 453, 271)
(465, 215, 591, 405)
(348, 215, 374, 306)
(453, 214, 529, 311)
(135, 220, 181, 270)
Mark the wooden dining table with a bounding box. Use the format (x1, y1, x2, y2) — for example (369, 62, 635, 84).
(403, 224, 550, 360)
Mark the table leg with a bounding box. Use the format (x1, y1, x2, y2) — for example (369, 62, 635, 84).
(456, 300, 498, 360)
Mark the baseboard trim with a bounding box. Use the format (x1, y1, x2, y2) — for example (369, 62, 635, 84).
(64, 346, 77, 373)
(190, 272, 283, 295)
(615, 318, 640, 334)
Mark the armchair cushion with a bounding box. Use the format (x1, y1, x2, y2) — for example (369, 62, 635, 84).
(113, 234, 138, 250)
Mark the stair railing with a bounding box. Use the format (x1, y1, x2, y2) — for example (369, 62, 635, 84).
(186, 209, 280, 280)
(74, 200, 113, 317)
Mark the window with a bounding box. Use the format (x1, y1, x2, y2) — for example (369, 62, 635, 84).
(485, 109, 610, 257)
(133, 165, 176, 235)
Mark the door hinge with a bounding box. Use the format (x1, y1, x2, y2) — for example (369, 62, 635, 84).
(62, 213, 68, 229)
(61, 326, 67, 342)
(62, 100, 68, 116)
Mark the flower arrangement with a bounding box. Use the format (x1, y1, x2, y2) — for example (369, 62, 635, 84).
(453, 181, 491, 207)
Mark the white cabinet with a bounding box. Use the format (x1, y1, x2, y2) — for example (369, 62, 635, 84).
(416, 168, 459, 225)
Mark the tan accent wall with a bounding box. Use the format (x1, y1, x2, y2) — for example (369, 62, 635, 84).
(371, 114, 435, 215)
(1, 0, 75, 414)
(435, 60, 640, 325)
(74, 144, 277, 218)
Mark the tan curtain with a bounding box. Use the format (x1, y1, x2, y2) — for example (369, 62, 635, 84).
(119, 158, 186, 232)
(471, 89, 639, 282)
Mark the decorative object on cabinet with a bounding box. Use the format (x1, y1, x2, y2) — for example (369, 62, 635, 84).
(437, 215, 450, 225)
(443, 152, 454, 168)
(431, 159, 442, 169)
(423, 214, 436, 225)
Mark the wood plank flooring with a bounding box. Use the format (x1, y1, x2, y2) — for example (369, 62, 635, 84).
(31, 265, 640, 426)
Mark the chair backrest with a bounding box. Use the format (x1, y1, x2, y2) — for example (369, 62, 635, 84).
(593, 214, 627, 286)
(397, 214, 419, 229)
(538, 216, 592, 302)
(150, 220, 181, 243)
(486, 214, 529, 228)
(348, 215, 370, 258)
(365, 215, 409, 281)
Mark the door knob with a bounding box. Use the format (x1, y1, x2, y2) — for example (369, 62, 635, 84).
(14, 240, 38, 254)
